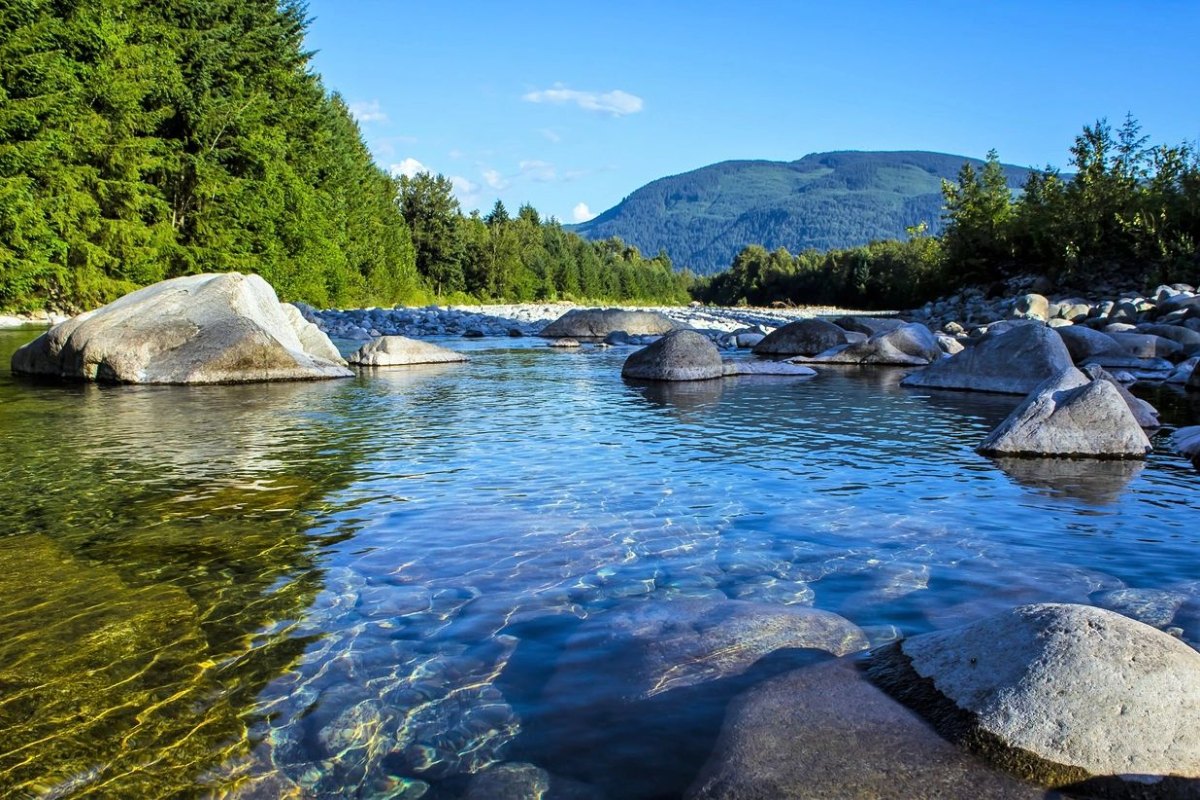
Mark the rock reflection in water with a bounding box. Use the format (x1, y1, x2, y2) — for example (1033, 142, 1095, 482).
(992, 457, 1145, 504)
(628, 378, 724, 413)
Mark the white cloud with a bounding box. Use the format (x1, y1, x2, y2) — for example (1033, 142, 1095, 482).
(519, 159, 557, 182)
(540, 128, 562, 143)
(349, 100, 389, 124)
(482, 168, 509, 190)
(451, 175, 481, 208)
(572, 202, 597, 223)
(389, 157, 428, 178)
(522, 84, 644, 116)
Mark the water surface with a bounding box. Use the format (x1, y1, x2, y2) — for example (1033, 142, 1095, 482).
(1, 327, 1197, 798)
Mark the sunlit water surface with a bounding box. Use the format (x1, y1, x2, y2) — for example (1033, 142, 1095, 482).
(1, 327, 1198, 798)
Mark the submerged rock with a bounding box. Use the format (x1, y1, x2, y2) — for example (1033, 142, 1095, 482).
(721, 360, 817, 377)
(977, 368, 1152, 458)
(869, 603, 1200, 793)
(622, 330, 723, 381)
(752, 319, 848, 357)
(901, 323, 1074, 394)
(348, 336, 468, 366)
(540, 308, 684, 338)
(688, 660, 1045, 800)
(547, 598, 868, 703)
(11, 273, 351, 384)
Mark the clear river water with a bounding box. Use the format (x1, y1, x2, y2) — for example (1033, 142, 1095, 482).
(1, 326, 1198, 799)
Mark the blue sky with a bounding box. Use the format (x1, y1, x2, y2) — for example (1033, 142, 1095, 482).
(304, 0, 1200, 224)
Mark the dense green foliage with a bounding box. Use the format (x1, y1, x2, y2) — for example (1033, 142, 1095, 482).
(944, 117, 1200, 288)
(397, 174, 693, 305)
(572, 151, 1027, 275)
(0, 1, 688, 314)
(0, 0, 422, 312)
(696, 120, 1200, 309)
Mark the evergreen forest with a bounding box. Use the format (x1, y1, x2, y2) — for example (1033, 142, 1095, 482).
(0, 0, 692, 313)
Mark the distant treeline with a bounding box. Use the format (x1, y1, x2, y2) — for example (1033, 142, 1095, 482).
(397, 173, 694, 306)
(0, 0, 692, 313)
(696, 118, 1200, 309)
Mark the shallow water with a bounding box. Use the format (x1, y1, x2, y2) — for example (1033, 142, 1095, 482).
(1, 327, 1198, 798)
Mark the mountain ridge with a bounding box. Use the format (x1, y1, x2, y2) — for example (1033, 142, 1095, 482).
(570, 150, 1033, 275)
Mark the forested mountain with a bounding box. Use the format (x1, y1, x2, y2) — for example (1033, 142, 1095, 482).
(571, 151, 1030, 274)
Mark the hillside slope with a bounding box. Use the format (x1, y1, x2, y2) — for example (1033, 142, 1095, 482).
(571, 151, 1030, 274)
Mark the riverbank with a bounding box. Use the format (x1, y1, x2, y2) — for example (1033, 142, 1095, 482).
(297, 301, 889, 341)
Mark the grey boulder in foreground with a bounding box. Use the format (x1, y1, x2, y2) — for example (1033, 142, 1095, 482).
(688, 660, 1045, 800)
(11, 273, 351, 384)
(348, 336, 468, 366)
(539, 307, 685, 338)
(868, 603, 1200, 794)
(977, 367, 1153, 458)
(622, 330, 724, 381)
(901, 323, 1073, 394)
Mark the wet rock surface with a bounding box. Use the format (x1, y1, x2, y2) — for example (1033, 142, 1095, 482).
(348, 336, 469, 366)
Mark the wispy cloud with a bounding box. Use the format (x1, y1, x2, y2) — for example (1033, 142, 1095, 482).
(482, 169, 509, 190)
(451, 175, 481, 208)
(522, 84, 644, 116)
(349, 100, 389, 124)
(540, 128, 562, 143)
(572, 202, 597, 223)
(519, 160, 557, 182)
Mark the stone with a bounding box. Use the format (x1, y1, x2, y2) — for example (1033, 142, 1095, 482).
(937, 334, 965, 356)
(1174, 426, 1200, 467)
(1110, 332, 1185, 360)
(1055, 325, 1125, 363)
(1081, 364, 1160, 428)
(869, 603, 1200, 791)
(347, 336, 468, 366)
(547, 338, 582, 348)
(752, 319, 848, 357)
(733, 332, 764, 348)
(622, 330, 723, 381)
(1010, 293, 1050, 322)
(547, 598, 868, 704)
(1168, 357, 1200, 385)
(687, 660, 1045, 800)
(830, 315, 906, 336)
(943, 321, 965, 334)
(900, 323, 1074, 395)
(10, 273, 352, 384)
(1191, 361, 1200, 391)
(977, 368, 1152, 458)
(1139, 324, 1200, 353)
(1092, 588, 1188, 628)
(540, 308, 684, 338)
(721, 360, 817, 377)
(799, 323, 942, 366)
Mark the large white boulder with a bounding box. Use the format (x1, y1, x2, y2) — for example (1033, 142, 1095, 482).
(10, 273, 351, 384)
(869, 603, 1200, 791)
(977, 368, 1152, 458)
(348, 336, 468, 366)
(901, 323, 1074, 394)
